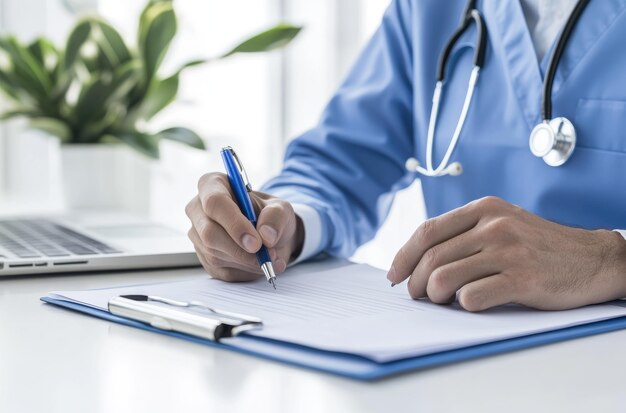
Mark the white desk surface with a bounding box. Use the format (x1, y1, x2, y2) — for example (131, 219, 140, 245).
(1, 260, 625, 413)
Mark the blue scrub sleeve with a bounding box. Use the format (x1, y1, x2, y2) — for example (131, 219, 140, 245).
(262, 0, 417, 258)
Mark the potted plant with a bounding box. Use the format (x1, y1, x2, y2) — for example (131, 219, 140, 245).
(0, 0, 300, 211)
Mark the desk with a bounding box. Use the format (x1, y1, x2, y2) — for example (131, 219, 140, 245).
(1, 261, 625, 413)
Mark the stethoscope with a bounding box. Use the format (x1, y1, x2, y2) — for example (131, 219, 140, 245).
(406, 0, 590, 177)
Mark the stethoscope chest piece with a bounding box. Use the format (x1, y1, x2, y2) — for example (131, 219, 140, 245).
(529, 117, 576, 167)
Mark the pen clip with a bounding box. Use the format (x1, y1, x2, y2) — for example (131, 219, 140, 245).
(225, 146, 253, 192)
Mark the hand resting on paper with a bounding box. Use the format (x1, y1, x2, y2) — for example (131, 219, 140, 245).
(186, 172, 304, 281)
(387, 196, 626, 312)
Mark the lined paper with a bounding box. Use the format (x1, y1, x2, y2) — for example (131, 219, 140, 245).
(49, 263, 626, 362)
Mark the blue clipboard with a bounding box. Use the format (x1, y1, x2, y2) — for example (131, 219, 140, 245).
(41, 296, 626, 381)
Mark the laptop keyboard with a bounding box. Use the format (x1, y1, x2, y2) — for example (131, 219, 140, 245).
(0, 220, 121, 258)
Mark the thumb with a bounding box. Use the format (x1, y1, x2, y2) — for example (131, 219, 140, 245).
(256, 200, 295, 248)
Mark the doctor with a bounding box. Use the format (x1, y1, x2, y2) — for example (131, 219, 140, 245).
(186, 0, 626, 311)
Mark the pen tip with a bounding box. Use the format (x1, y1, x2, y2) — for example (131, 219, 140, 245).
(269, 278, 276, 290)
(390, 283, 396, 287)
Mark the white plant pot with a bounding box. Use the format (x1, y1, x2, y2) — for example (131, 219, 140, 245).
(60, 141, 215, 228)
(3, 123, 215, 228)
(60, 144, 154, 213)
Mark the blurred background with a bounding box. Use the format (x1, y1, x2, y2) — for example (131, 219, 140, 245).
(0, 0, 425, 269)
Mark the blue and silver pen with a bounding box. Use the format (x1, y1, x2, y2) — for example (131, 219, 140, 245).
(220, 146, 277, 289)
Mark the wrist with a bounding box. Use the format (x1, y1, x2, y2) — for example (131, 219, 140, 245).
(596, 229, 626, 300)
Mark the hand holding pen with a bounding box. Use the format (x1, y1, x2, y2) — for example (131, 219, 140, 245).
(185, 148, 304, 286)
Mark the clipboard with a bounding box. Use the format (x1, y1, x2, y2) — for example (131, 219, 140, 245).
(41, 295, 626, 381)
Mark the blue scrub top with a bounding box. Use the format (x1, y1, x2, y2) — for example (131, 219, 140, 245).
(263, 0, 626, 258)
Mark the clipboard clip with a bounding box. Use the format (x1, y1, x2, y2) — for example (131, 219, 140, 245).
(108, 294, 263, 341)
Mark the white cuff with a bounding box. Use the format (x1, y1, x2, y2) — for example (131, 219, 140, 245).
(290, 203, 323, 265)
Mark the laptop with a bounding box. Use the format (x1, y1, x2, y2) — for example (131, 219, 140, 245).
(0, 212, 200, 276)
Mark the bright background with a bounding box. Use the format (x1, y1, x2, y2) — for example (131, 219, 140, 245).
(0, 0, 425, 269)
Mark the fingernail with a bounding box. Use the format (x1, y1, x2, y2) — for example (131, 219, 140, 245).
(259, 225, 277, 245)
(387, 265, 397, 282)
(242, 234, 258, 252)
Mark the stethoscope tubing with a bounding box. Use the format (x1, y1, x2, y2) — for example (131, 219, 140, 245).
(410, 0, 589, 177)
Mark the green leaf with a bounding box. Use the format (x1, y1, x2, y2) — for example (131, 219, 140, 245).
(156, 127, 205, 150)
(88, 18, 132, 71)
(108, 60, 142, 103)
(27, 38, 58, 70)
(177, 59, 206, 71)
(50, 73, 72, 103)
(0, 36, 52, 102)
(138, 0, 173, 45)
(73, 61, 140, 138)
(132, 71, 177, 123)
(0, 70, 22, 100)
(77, 62, 140, 141)
(138, 1, 176, 83)
(105, 131, 160, 159)
(126, 58, 204, 124)
(80, 103, 125, 140)
(221, 24, 302, 58)
(96, 20, 132, 64)
(65, 20, 92, 69)
(28, 117, 71, 141)
(0, 107, 42, 120)
(73, 76, 110, 126)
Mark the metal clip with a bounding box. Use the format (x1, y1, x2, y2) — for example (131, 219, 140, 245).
(224, 146, 253, 192)
(119, 294, 262, 324)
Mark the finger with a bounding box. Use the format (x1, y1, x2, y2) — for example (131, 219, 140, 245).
(212, 245, 287, 274)
(189, 226, 231, 272)
(419, 252, 501, 303)
(198, 226, 286, 275)
(188, 225, 207, 252)
(211, 263, 263, 283)
(210, 248, 264, 274)
(457, 274, 516, 312)
(388, 205, 481, 284)
(193, 244, 212, 274)
(388, 197, 513, 284)
(189, 201, 288, 275)
(194, 244, 262, 282)
(197, 220, 260, 268)
(270, 245, 290, 273)
(256, 200, 295, 248)
(197, 174, 261, 253)
(408, 229, 484, 298)
(186, 196, 214, 247)
(188, 223, 261, 277)
(215, 246, 287, 274)
(189, 228, 217, 275)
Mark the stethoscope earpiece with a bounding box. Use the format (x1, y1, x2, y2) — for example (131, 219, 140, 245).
(405, 157, 420, 172)
(446, 162, 463, 176)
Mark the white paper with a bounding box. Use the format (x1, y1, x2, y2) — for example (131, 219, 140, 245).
(48, 263, 626, 363)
